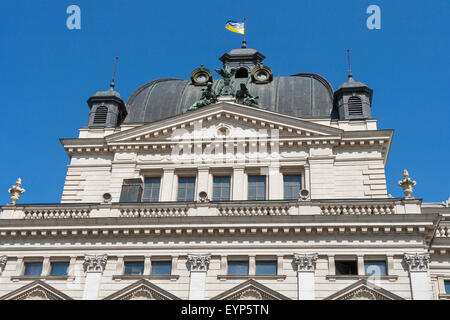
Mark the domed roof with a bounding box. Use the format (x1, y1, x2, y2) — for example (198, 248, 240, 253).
(123, 47, 338, 124)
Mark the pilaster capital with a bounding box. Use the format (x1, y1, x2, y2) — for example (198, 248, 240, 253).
(0, 255, 7, 273)
(293, 253, 318, 272)
(83, 254, 107, 273)
(404, 253, 430, 272)
(187, 254, 211, 272)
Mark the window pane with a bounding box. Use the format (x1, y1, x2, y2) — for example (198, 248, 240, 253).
(50, 263, 69, 276)
(177, 177, 195, 201)
(151, 262, 172, 275)
(364, 261, 387, 276)
(228, 261, 249, 275)
(124, 262, 144, 275)
(256, 261, 277, 275)
(335, 261, 358, 275)
(444, 280, 450, 294)
(142, 177, 161, 202)
(284, 175, 302, 200)
(24, 263, 43, 276)
(213, 176, 231, 201)
(248, 176, 266, 200)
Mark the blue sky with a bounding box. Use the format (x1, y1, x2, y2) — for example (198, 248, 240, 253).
(0, 0, 449, 204)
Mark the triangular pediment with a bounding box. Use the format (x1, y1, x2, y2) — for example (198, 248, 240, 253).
(324, 279, 404, 300)
(0, 280, 73, 300)
(106, 102, 343, 144)
(211, 279, 290, 300)
(103, 279, 181, 300)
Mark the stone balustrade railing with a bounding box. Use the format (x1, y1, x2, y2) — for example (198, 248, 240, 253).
(320, 204, 396, 215)
(436, 225, 449, 237)
(24, 208, 90, 219)
(218, 203, 290, 216)
(119, 206, 188, 218)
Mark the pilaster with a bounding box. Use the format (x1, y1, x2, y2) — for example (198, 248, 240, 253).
(404, 253, 432, 300)
(82, 254, 107, 300)
(187, 254, 211, 300)
(293, 253, 318, 300)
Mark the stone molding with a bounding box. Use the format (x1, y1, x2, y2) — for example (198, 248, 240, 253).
(293, 253, 318, 271)
(404, 253, 430, 272)
(187, 254, 211, 272)
(0, 255, 6, 273)
(83, 254, 107, 273)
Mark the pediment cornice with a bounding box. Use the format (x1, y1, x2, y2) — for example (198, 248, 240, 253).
(0, 280, 73, 300)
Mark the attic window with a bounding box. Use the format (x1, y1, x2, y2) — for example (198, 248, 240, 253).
(235, 68, 248, 79)
(93, 106, 108, 124)
(348, 97, 363, 116)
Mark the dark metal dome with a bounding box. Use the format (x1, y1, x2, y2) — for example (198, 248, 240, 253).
(124, 47, 337, 123)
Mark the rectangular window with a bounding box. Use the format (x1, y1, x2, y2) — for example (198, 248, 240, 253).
(177, 177, 196, 201)
(256, 261, 277, 275)
(124, 261, 145, 275)
(364, 261, 387, 276)
(213, 176, 231, 201)
(119, 179, 143, 203)
(151, 261, 172, 275)
(50, 262, 69, 276)
(445, 280, 450, 294)
(283, 175, 302, 200)
(24, 262, 43, 276)
(142, 177, 161, 202)
(248, 176, 266, 200)
(335, 260, 358, 275)
(228, 261, 249, 275)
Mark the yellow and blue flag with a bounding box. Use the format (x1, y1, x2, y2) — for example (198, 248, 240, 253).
(225, 21, 245, 35)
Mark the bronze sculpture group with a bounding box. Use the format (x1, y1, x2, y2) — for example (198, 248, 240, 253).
(186, 66, 260, 112)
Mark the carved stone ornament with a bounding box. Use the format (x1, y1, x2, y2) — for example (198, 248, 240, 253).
(442, 197, 450, 208)
(293, 253, 318, 271)
(187, 254, 211, 272)
(340, 288, 380, 300)
(0, 255, 7, 273)
(251, 64, 273, 84)
(404, 253, 430, 272)
(8, 178, 25, 205)
(190, 65, 213, 86)
(398, 169, 416, 199)
(83, 254, 107, 272)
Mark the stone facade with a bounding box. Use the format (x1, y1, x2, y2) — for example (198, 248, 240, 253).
(0, 46, 449, 301)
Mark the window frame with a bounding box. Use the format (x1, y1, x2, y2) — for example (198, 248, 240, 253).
(364, 260, 388, 276)
(283, 174, 302, 200)
(123, 260, 145, 276)
(151, 260, 172, 276)
(23, 261, 43, 277)
(227, 260, 249, 276)
(212, 176, 231, 201)
(176, 176, 197, 202)
(49, 261, 70, 277)
(334, 258, 358, 276)
(142, 177, 161, 202)
(255, 260, 278, 276)
(247, 175, 267, 201)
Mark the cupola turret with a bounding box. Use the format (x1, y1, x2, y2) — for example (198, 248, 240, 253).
(334, 50, 373, 120)
(86, 57, 127, 128)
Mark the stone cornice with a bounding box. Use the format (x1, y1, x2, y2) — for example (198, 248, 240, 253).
(83, 254, 107, 273)
(293, 253, 318, 271)
(404, 253, 430, 272)
(187, 254, 211, 272)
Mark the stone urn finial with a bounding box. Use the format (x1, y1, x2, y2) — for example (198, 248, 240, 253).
(398, 170, 416, 199)
(8, 178, 25, 206)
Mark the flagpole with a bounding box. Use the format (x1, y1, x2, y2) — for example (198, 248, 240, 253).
(242, 17, 247, 48)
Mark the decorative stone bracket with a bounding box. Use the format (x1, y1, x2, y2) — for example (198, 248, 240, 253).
(404, 253, 430, 272)
(187, 254, 211, 272)
(83, 255, 107, 273)
(293, 253, 318, 272)
(0, 255, 7, 273)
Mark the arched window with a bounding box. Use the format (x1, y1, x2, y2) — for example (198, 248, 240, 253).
(93, 106, 108, 124)
(348, 96, 363, 116)
(235, 68, 249, 79)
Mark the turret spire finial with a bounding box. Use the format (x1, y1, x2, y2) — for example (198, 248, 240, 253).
(347, 49, 353, 81)
(110, 56, 119, 90)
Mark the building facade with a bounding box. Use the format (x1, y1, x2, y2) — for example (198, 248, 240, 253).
(1, 45, 449, 300)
